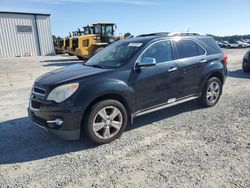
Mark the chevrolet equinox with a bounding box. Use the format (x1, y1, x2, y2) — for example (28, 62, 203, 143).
(28, 32, 227, 144)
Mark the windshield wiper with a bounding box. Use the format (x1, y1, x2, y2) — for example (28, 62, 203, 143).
(91, 64, 105, 69)
(85, 64, 105, 69)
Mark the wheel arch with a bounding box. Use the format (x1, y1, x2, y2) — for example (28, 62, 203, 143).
(201, 70, 225, 93)
(207, 71, 224, 84)
(80, 93, 132, 129)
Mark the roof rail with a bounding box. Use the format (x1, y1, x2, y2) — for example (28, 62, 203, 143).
(167, 32, 201, 36)
(136, 32, 202, 38)
(136, 32, 170, 37)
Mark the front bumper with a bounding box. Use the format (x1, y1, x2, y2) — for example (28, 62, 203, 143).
(28, 96, 82, 140)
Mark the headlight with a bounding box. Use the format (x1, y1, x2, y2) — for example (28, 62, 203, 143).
(92, 36, 100, 40)
(47, 83, 79, 103)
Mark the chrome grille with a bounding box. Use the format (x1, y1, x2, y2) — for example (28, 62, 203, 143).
(33, 86, 46, 96)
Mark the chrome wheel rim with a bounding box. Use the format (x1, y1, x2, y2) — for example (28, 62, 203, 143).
(93, 106, 123, 139)
(207, 81, 220, 104)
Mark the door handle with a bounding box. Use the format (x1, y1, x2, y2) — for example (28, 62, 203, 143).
(168, 67, 178, 72)
(200, 59, 208, 63)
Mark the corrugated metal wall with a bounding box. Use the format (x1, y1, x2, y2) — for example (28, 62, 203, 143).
(0, 13, 54, 58)
(36, 15, 54, 56)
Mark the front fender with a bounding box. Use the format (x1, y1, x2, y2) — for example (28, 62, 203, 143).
(74, 78, 135, 116)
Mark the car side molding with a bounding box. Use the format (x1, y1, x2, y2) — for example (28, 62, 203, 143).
(132, 95, 200, 118)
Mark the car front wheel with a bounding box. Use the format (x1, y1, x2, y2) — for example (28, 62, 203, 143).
(84, 100, 128, 144)
(198, 77, 222, 107)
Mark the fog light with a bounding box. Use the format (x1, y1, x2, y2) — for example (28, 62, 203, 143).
(47, 118, 63, 128)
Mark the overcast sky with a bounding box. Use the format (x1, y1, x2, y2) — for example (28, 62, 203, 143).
(1, 0, 250, 37)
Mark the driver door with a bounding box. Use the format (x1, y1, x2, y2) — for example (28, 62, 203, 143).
(133, 40, 180, 111)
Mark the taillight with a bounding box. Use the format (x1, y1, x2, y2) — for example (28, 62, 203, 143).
(223, 55, 228, 64)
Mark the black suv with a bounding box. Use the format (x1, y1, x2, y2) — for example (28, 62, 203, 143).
(243, 50, 250, 72)
(28, 32, 227, 144)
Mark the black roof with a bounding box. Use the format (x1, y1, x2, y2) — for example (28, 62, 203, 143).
(113, 32, 210, 45)
(0, 11, 50, 16)
(123, 35, 160, 43)
(137, 32, 170, 37)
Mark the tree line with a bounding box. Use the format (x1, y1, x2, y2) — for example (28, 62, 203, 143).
(207, 34, 250, 41)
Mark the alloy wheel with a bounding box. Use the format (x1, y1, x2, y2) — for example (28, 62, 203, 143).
(206, 81, 220, 104)
(92, 106, 123, 139)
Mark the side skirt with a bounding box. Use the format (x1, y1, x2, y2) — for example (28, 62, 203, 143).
(131, 95, 200, 119)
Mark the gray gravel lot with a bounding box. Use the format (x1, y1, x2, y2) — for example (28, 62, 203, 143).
(0, 49, 249, 187)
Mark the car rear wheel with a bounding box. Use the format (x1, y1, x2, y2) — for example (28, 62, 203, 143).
(84, 100, 128, 144)
(198, 77, 222, 107)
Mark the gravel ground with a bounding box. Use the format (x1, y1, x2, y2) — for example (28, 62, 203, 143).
(0, 49, 249, 187)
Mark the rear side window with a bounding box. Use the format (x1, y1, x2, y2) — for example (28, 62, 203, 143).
(141, 40, 173, 64)
(200, 38, 222, 55)
(175, 40, 205, 59)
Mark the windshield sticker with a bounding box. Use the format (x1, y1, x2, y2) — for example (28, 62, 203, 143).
(128, 43, 143, 47)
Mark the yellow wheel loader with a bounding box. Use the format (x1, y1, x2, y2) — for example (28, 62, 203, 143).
(54, 39, 65, 54)
(75, 23, 124, 60)
(66, 30, 85, 56)
(65, 32, 74, 56)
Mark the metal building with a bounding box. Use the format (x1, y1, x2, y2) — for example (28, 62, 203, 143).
(0, 11, 55, 58)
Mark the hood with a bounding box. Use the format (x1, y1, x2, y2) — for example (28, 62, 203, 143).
(36, 64, 110, 86)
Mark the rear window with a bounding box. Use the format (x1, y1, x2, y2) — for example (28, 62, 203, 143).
(200, 38, 222, 55)
(174, 40, 205, 59)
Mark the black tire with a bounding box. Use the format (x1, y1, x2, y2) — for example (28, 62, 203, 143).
(242, 61, 250, 72)
(84, 100, 128, 144)
(198, 77, 222, 107)
(239, 45, 243, 48)
(94, 47, 105, 55)
(77, 56, 87, 61)
(243, 65, 250, 72)
(227, 45, 231, 49)
(67, 52, 74, 56)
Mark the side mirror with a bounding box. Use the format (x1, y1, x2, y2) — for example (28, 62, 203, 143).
(138, 57, 156, 67)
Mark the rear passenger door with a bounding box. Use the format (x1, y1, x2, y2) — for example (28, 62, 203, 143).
(173, 39, 207, 98)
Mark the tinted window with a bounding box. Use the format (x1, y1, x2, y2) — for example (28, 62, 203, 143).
(197, 45, 206, 55)
(141, 41, 173, 63)
(85, 41, 144, 69)
(175, 40, 204, 59)
(200, 38, 222, 55)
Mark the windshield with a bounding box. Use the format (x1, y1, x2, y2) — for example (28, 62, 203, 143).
(83, 27, 90, 35)
(85, 41, 144, 69)
(90, 27, 94, 34)
(94, 25, 114, 36)
(94, 25, 101, 34)
(103, 25, 114, 36)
